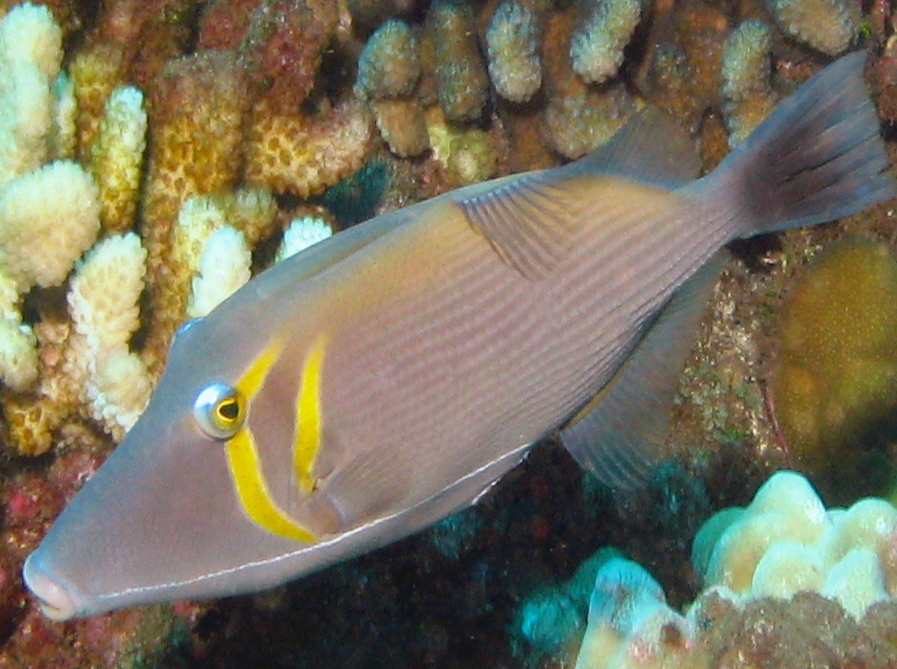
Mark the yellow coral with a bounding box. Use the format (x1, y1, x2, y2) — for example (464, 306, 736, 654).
(246, 99, 372, 197)
(89, 86, 148, 234)
(69, 42, 126, 161)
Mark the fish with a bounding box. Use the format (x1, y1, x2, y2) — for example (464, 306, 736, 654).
(23, 53, 896, 621)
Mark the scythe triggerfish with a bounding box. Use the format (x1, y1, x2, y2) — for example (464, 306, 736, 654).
(23, 53, 897, 620)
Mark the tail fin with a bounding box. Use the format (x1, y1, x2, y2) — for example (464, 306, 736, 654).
(703, 52, 896, 238)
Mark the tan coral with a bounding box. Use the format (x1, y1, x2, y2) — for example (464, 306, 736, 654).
(89, 85, 148, 234)
(140, 51, 249, 371)
(69, 42, 127, 161)
(246, 98, 372, 197)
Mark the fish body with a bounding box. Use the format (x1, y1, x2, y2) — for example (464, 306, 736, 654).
(23, 54, 896, 620)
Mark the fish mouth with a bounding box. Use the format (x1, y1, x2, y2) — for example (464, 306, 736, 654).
(22, 553, 78, 621)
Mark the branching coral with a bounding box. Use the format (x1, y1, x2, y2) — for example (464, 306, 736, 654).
(188, 226, 251, 318)
(425, 0, 489, 122)
(486, 1, 542, 104)
(720, 21, 776, 148)
(246, 98, 372, 197)
(570, 0, 642, 85)
(88, 85, 148, 234)
(356, 19, 421, 100)
(67, 233, 151, 439)
(765, 0, 859, 55)
(0, 2, 62, 184)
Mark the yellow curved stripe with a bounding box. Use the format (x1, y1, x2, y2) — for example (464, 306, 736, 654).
(227, 340, 317, 543)
(225, 430, 317, 542)
(294, 335, 326, 493)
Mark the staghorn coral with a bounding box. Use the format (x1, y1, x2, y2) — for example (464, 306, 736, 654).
(88, 85, 148, 234)
(425, 0, 490, 123)
(486, 1, 542, 105)
(356, 19, 421, 100)
(720, 21, 776, 148)
(245, 98, 372, 197)
(197, 0, 262, 51)
(570, 0, 642, 85)
(764, 0, 859, 56)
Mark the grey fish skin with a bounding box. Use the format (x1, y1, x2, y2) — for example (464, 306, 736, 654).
(23, 53, 896, 621)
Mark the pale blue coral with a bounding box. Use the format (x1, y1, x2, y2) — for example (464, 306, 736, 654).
(765, 0, 858, 55)
(356, 19, 421, 100)
(485, 1, 542, 103)
(570, 0, 642, 84)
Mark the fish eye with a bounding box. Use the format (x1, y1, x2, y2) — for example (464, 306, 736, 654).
(193, 382, 245, 440)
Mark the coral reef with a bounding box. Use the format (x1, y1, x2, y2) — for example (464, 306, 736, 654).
(694, 470, 897, 618)
(425, 0, 489, 122)
(720, 21, 776, 148)
(764, 0, 859, 56)
(771, 238, 897, 501)
(570, 0, 642, 85)
(356, 19, 421, 101)
(0, 0, 895, 667)
(485, 1, 542, 104)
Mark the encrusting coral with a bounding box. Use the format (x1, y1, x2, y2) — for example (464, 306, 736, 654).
(771, 238, 897, 500)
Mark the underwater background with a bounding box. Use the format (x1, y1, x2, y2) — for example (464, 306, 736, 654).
(0, 0, 896, 667)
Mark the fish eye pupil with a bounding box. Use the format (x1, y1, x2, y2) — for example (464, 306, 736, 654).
(217, 398, 240, 421)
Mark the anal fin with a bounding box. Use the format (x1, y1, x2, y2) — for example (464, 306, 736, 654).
(560, 253, 728, 490)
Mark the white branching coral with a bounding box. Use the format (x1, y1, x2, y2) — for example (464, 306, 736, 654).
(0, 2, 63, 184)
(67, 233, 151, 439)
(188, 226, 251, 318)
(0, 160, 101, 289)
(276, 216, 334, 263)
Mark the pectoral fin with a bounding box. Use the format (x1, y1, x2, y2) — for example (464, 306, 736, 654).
(560, 253, 727, 489)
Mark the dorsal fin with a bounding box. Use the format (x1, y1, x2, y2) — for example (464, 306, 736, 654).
(456, 108, 699, 279)
(576, 107, 702, 187)
(560, 252, 727, 490)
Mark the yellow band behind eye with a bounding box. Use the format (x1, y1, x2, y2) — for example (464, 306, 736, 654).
(294, 335, 326, 493)
(226, 429, 317, 542)
(227, 339, 318, 543)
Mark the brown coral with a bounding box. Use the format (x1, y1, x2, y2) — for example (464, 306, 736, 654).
(246, 98, 372, 197)
(240, 0, 340, 113)
(140, 50, 250, 372)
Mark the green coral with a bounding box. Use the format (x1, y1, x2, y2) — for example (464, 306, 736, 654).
(771, 238, 897, 502)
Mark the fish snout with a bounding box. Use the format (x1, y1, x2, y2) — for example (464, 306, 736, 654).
(22, 553, 78, 621)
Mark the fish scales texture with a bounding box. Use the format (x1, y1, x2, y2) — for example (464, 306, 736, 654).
(22, 53, 897, 620)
